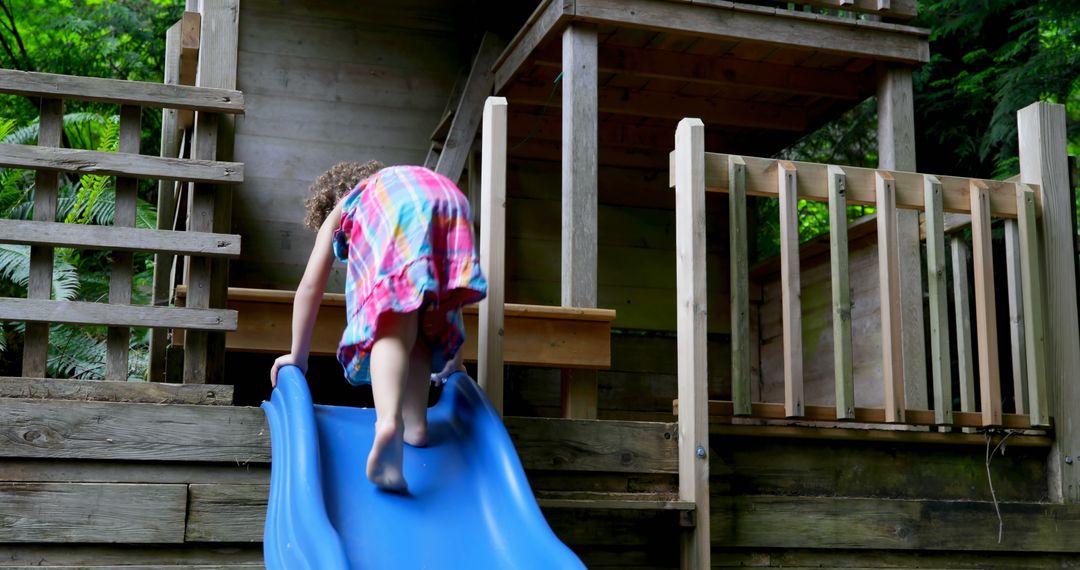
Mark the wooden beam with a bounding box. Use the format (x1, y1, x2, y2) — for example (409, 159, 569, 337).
(493, 0, 570, 91)
(186, 484, 268, 542)
(969, 180, 1002, 426)
(22, 98, 62, 379)
(0, 376, 232, 405)
(178, 10, 202, 127)
(778, 161, 803, 418)
(694, 400, 1041, 430)
(561, 24, 600, 420)
(0, 220, 240, 257)
(105, 105, 142, 381)
(674, 117, 710, 570)
(0, 298, 236, 330)
(1016, 185, 1049, 428)
(0, 68, 242, 113)
(924, 175, 952, 424)
(828, 165, 854, 419)
(729, 156, 751, 416)
(876, 171, 905, 422)
(1004, 218, 1028, 414)
(1019, 102, 1078, 501)
(0, 144, 242, 184)
(479, 97, 508, 414)
(571, 0, 929, 64)
(710, 424, 1051, 447)
(435, 32, 506, 185)
(951, 237, 977, 427)
(505, 416, 678, 474)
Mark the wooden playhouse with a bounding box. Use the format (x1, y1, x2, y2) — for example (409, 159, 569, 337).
(2, 0, 1080, 568)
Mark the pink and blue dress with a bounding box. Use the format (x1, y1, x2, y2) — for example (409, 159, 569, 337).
(332, 165, 487, 386)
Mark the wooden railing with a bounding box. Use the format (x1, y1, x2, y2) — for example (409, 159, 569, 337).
(0, 68, 244, 382)
(766, 0, 917, 20)
(669, 105, 1072, 435)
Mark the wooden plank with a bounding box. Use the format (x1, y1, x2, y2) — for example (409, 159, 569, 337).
(105, 105, 142, 381)
(0, 68, 243, 113)
(924, 175, 952, 424)
(0, 220, 240, 257)
(186, 484, 266, 542)
(504, 416, 678, 473)
(951, 237, 977, 425)
(0, 398, 268, 462)
(673, 117, 710, 569)
(22, 98, 62, 379)
(729, 156, 750, 416)
(536, 492, 694, 511)
(778, 161, 803, 417)
(0, 376, 232, 405)
(785, 0, 917, 19)
(0, 459, 267, 486)
(0, 545, 262, 567)
(479, 97, 508, 414)
(1016, 185, 1049, 428)
(827, 165, 854, 419)
(1004, 218, 1028, 414)
(710, 424, 1051, 447)
(876, 171, 904, 422)
(435, 32, 505, 184)
(0, 144, 242, 184)
(561, 23, 600, 420)
(571, 0, 930, 64)
(696, 400, 1041, 430)
(178, 11, 203, 127)
(0, 298, 236, 330)
(683, 152, 1035, 218)
(184, 109, 220, 384)
(1019, 103, 1077, 501)
(712, 495, 1080, 552)
(0, 482, 186, 543)
(969, 180, 1001, 426)
(493, 0, 569, 91)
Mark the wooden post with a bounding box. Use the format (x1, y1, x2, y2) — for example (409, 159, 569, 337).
(877, 64, 927, 411)
(560, 24, 599, 419)
(1015, 184, 1049, 427)
(1018, 101, 1079, 502)
(478, 97, 507, 415)
(729, 155, 751, 416)
(674, 117, 710, 570)
(924, 175, 952, 424)
(22, 98, 63, 378)
(876, 171, 905, 423)
(1004, 218, 1028, 414)
(105, 105, 142, 381)
(778, 161, 803, 417)
(951, 237, 977, 427)
(969, 180, 1001, 426)
(828, 165, 854, 419)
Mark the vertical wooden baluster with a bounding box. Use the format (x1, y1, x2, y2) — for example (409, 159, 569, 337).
(729, 155, 750, 416)
(924, 175, 952, 425)
(969, 180, 1001, 427)
(828, 165, 854, 419)
(876, 171, 905, 423)
(1015, 184, 1049, 427)
(105, 105, 142, 380)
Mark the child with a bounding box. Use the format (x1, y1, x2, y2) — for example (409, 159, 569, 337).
(269, 161, 487, 493)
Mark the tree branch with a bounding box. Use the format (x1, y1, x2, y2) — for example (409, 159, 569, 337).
(0, 0, 32, 71)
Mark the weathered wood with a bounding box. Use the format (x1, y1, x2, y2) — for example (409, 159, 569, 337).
(1016, 185, 1049, 428)
(1004, 218, 1028, 414)
(969, 180, 1001, 426)
(184, 111, 220, 385)
(105, 105, 142, 381)
(778, 161, 803, 418)
(561, 23, 600, 420)
(22, 98, 62, 379)
(536, 491, 693, 511)
(950, 237, 977, 429)
(0, 482, 186, 543)
(505, 416, 678, 474)
(827, 165, 853, 419)
(713, 550, 1080, 570)
(493, 0, 569, 91)
(0, 144, 243, 184)
(1019, 103, 1076, 501)
(0, 68, 243, 113)
(710, 424, 1051, 447)
(0, 398, 268, 462)
(0, 376, 233, 404)
(435, 32, 505, 185)
(178, 10, 203, 127)
(923, 175, 952, 424)
(0, 544, 263, 567)
(186, 484, 267, 542)
(571, 0, 929, 63)
(0, 459, 267, 485)
(876, 171, 904, 422)
(785, 0, 917, 19)
(712, 495, 1080, 552)
(697, 400, 1042, 430)
(479, 97, 507, 413)
(684, 152, 1035, 218)
(729, 156, 750, 416)
(673, 117, 710, 570)
(0, 298, 236, 330)
(0, 220, 240, 257)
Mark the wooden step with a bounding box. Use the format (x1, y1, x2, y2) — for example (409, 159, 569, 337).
(536, 491, 693, 511)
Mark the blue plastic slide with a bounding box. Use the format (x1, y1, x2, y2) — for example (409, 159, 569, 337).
(262, 365, 585, 569)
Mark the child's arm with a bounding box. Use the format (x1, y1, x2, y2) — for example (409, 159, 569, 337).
(270, 202, 343, 387)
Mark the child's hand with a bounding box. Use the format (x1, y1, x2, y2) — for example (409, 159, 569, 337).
(270, 354, 307, 388)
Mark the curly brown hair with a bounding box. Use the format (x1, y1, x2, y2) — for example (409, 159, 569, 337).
(303, 160, 385, 231)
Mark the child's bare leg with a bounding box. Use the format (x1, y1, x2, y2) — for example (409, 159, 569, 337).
(367, 311, 418, 492)
(402, 339, 431, 447)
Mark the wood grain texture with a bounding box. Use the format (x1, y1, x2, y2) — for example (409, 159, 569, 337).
(0, 144, 242, 184)
(827, 165, 854, 419)
(0, 377, 232, 405)
(0, 220, 240, 256)
(0, 68, 243, 113)
(1016, 185, 1049, 427)
(923, 175, 952, 424)
(969, 180, 1001, 426)
(778, 161, 803, 417)
(950, 238, 977, 428)
(185, 484, 267, 542)
(478, 97, 508, 413)
(105, 104, 142, 381)
(0, 482, 186, 543)
(1004, 218, 1028, 414)
(0, 298, 236, 330)
(729, 156, 750, 416)
(504, 416, 678, 474)
(435, 33, 505, 185)
(0, 544, 262, 567)
(697, 400, 1041, 430)
(876, 172, 904, 422)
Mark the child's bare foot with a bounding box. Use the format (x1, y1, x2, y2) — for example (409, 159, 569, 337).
(403, 421, 428, 447)
(367, 420, 407, 492)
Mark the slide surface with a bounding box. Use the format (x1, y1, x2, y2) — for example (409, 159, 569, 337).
(262, 365, 585, 569)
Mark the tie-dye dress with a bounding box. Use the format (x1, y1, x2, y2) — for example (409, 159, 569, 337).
(332, 165, 488, 385)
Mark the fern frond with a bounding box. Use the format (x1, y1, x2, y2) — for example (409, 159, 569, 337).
(0, 244, 30, 288)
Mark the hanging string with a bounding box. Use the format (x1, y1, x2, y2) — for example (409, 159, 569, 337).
(510, 71, 562, 152)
